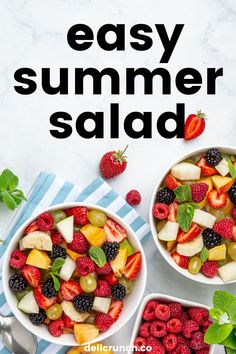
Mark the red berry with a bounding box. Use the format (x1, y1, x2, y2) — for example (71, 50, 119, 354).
(231, 207, 236, 220)
(51, 231, 63, 245)
(142, 300, 158, 321)
(190, 331, 208, 350)
(150, 320, 167, 338)
(139, 322, 151, 338)
(207, 189, 227, 209)
(76, 257, 95, 276)
(25, 221, 38, 234)
(196, 349, 210, 354)
(177, 335, 190, 346)
(213, 217, 233, 239)
(165, 175, 181, 190)
(163, 333, 178, 351)
(179, 311, 189, 324)
(169, 302, 182, 319)
(167, 318, 182, 334)
(48, 319, 65, 337)
(184, 111, 206, 141)
(126, 190, 141, 206)
(21, 265, 41, 288)
(60, 280, 82, 301)
(99, 147, 128, 179)
(171, 251, 189, 269)
(95, 313, 113, 332)
(94, 280, 111, 297)
(36, 212, 54, 231)
(95, 262, 112, 275)
(68, 232, 89, 254)
(155, 304, 171, 321)
(188, 307, 209, 325)
(183, 320, 199, 338)
(65, 207, 88, 226)
(62, 313, 75, 329)
(201, 319, 212, 333)
(191, 183, 208, 203)
(146, 336, 165, 354)
(152, 203, 169, 219)
(176, 344, 191, 354)
(201, 260, 218, 278)
(10, 250, 27, 269)
(134, 337, 147, 351)
(102, 271, 119, 285)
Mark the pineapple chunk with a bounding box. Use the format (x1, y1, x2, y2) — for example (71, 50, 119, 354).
(67, 343, 113, 354)
(74, 324, 99, 345)
(26, 249, 51, 269)
(81, 224, 107, 247)
(66, 248, 84, 261)
(208, 244, 226, 261)
(167, 240, 177, 252)
(212, 175, 233, 194)
(110, 248, 128, 277)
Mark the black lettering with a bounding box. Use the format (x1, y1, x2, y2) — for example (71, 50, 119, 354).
(76, 112, 104, 138)
(157, 103, 185, 138)
(176, 68, 202, 94)
(124, 112, 152, 138)
(130, 24, 153, 51)
(67, 24, 93, 51)
(207, 68, 223, 94)
(42, 68, 68, 95)
(110, 103, 119, 138)
(14, 68, 37, 95)
(97, 24, 125, 51)
(50, 112, 73, 138)
(155, 24, 184, 63)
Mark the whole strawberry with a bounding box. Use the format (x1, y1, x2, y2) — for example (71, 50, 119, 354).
(100, 146, 128, 179)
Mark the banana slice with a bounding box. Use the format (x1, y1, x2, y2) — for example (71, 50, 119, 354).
(177, 235, 203, 257)
(19, 231, 53, 251)
(61, 301, 89, 322)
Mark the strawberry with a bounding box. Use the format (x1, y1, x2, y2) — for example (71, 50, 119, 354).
(232, 225, 236, 242)
(184, 111, 206, 141)
(102, 271, 119, 285)
(123, 251, 142, 280)
(34, 285, 57, 310)
(196, 157, 217, 177)
(171, 251, 189, 269)
(165, 175, 181, 190)
(108, 300, 124, 322)
(62, 313, 75, 329)
(99, 146, 128, 179)
(60, 280, 83, 301)
(177, 223, 202, 243)
(21, 265, 41, 288)
(168, 202, 178, 222)
(207, 189, 227, 209)
(25, 221, 39, 235)
(104, 218, 127, 243)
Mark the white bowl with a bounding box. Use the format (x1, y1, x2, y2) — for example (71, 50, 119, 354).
(128, 293, 214, 354)
(2, 202, 147, 346)
(149, 145, 236, 285)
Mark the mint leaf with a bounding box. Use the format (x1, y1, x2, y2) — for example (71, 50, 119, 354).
(226, 347, 236, 354)
(229, 299, 236, 324)
(213, 291, 235, 313)
(222, 331, 236, 350)
(51, 274, 61, 291)
(177, 203, 197, 232)
(0, 169, 26, 211)
(229, 160, 236, 180)
(89, 247, 106, 267)
(51, 257, 65, 273)
(174, 185, 192, 202)
(1, 190, 18, 210)
(204, 323, 233, 344)
(200, 247, 208, 263)
(0, 169, 18, 190)
(209, 308, 224, 321)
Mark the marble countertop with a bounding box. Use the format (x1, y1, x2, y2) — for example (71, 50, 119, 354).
(1, 0, 236, 352)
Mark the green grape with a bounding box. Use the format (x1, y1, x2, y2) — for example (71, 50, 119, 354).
(156, 220, 166, 232)
(80, 275, 97, 293)
(205, 205, 226, 221)
(188, 256, 202, 275)
(119, 277, 134, 294)
(46, 303, 62, 320)
(88, 209, 107, 227)
(228, 242, 236, 261)
(85, 312, 96, 324)
(16, 286, 32, 301)
(51, 210, 66, 228)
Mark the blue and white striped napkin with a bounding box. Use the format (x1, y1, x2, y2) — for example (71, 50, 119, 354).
(0, 172, 151, 354)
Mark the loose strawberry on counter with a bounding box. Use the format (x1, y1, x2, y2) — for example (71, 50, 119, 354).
(99, 146, 128, 179)
(184, 111, 206, 141)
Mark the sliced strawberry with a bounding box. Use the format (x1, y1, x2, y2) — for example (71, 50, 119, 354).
(34, 285, 57, 310)
(165, 175, 181, 190)
(123, 251, 142, 280)
(171, 251, 189, 269)
(184, 111, 206, 141)
(168, 202, 178, 222)
(104, 218, 127, 243)
(207, 189, 227, 209)
(108, 300, 124, 322)
(196, 157, 217, 177)
(177, 223, 202, 243)
(21, 265, 41, 288)
(62, 313, 76, 329)
(25, 221, 39, 235)
(232, 225, 236, 242)
(102, 271, 119, 285)
(60, 280, 82, 301)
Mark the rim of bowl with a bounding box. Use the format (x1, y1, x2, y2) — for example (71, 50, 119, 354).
(128, 292, 214, 354)
(149, 145, 236, 285)
(2, 202, 147, 346)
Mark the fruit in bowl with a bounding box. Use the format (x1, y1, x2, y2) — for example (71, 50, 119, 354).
(4, 204, 146, 345)
(150, 147, 236, 284)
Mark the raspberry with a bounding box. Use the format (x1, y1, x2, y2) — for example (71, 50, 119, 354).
(134, 337, 147, 351)
(10, 250, 27, 269)
(177, 335, 190, 346)
(201, 260, 218, 278)
(163, 333, 178, 351)
(62, 313, 75, 329)
(51, 231, 63, 245)
(191, 183, 209, 203)
(76, 256, 95, 276)
(146, 337, 165, 354)
(94, 280, 111, 297)
(68, 232, 89, 253)
(152, 203, 169, 219)
(179, 311, 189, 324)
(231, 207, 236, 220)
(169, 302, 182, 319)
(48, 319, 65, 337)
(183, 320, 199, 338)
(155, 304, 171, 321)
(95, 313, 113, 332)
(176, 344, 191, 354)
(188, 307, 209, 325)
(102, 271, 119, 285)
(201, 319, 212, 333)
(196, 349, 210, 354)
(65, 207, 88, 225)
(213, 218, 233, 239)
(150, 320, 167, 338)
(167, 318, 182, 334)
(139, 322, 151, 338)
(95, 262, 112, 275)
(190, 331, 208, 350)
(126, 190, 141, 206)
(142, 300, 158, 321)
(36, 212, 54, 231)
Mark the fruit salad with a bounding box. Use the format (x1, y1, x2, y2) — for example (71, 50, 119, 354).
(153, 148, 236, 282)
(8, 206, 142, 344)
(134, 299, 211, 353)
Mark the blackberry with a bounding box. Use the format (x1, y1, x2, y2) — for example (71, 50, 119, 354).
(73, 295, 94, 312)
(102, 241, 119, 261)
(202, 228, 221, 249)
(42, 278, 57, 298)
(205, 149, 222, 167)
(228, 183, 236, 205)
(50, 245, 67, 262)
(111, 284, 126, 301)
(9, 274, 27, 293)
(156, 187, 175, 205)
(29, 309, 46, 325)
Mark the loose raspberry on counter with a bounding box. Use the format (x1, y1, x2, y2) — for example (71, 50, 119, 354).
(182, 320, 199, 338)
(68, 232, 89, 254)
(142, 300, 158, 321)
(65, 207, 88, 225)
(95, 262, 112, 275)
(167, 318, 182, 334)
(188, 307, 209, 325)
(36, 212, 54, 232)
(94, 280, 111, 297)
(51, 230, 63, 245)
(213, 218, 233, 239)
(48, 319, 65, 337)
(95, 313, 113, 332)
(139, 322, 151, 338)
(155, 304, 171, 321)
(152, 203, 169, 219)
(163, 333, 178, 351)
(150, 320, 167, 338)
(191, 183, 208, 203)
(201, 260, 218, 278)
(75, 256, 95, 276)
(10, 249, 27, 269)
(126, 190, 141, 206)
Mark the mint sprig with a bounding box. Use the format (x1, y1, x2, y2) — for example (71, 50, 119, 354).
(89, 247, 106, 267)
(228, 159, 236, 180)
(177, 203, 198, 232)
(200, 247, 208, 263)
(0, 169, 26, 210)
(49, 257, 65, 291)
(174, 185, 191, 202)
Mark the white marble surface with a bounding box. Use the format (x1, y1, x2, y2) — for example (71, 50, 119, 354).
(1, 0, 236, 352)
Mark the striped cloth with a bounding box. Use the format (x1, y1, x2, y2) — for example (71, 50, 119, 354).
(0, 172, 151, 354)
